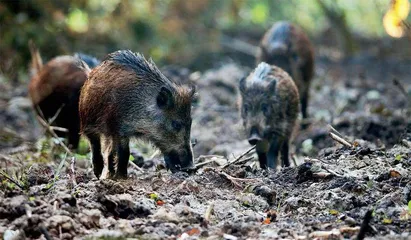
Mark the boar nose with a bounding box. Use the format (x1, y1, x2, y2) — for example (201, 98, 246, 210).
(248, 127, 261, 145)
(180, 148, 194, 170)
(164, 148, 194, 173)
(248, 135, 262, 145)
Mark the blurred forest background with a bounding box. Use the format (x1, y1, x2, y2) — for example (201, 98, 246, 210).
(1, 0, 411, 85)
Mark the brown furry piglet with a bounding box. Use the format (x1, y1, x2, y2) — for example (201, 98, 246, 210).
(257, 21, 314, 119)
(239, 62, 299, 169)
(28, 43, 100, 149)
(79, 50, 196, 179)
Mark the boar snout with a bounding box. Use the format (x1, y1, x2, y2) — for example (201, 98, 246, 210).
(164, 146, 194, 173)
(248, 127, 262, 146)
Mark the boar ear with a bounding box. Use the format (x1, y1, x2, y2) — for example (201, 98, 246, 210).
(268, 80, 277, 94)
(189, 84, 196, 98)
(157, 87, 174, 109)
(239, 76, 247, 94)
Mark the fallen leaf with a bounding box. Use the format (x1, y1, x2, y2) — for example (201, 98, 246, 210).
(382, 218, 393, 224)
(329, 209, 339, 215)
(389, 170, 401, 178)
(149, 193, 158, 200)
(186, 228, 200, 236)
(262, 218, 271, 224)
(156, 200, 165, 206)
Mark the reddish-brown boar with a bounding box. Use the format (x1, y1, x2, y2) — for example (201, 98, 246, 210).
(239, 62, 299, 169)
(257, 21, 314, 119)
(28, 44, 99, 149)
(79, 50, 195, 179)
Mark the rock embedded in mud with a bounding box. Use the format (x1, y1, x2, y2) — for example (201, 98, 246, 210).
(46, 215, 76, 232)
(98, 194, 154, 219)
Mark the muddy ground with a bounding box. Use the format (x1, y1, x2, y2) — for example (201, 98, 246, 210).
(0, 46, 411, 240)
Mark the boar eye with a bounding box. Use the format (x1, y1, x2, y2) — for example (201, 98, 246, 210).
(261, 103, 269, 115)
(243, 104, 250, 113)
(171, 120, 183, 132)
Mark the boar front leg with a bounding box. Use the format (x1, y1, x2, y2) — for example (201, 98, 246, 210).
(281, 140, 290, 167)
(115, 138, 130, 179)
(267, 136, 283, 170)
(256, 140, 270, 169)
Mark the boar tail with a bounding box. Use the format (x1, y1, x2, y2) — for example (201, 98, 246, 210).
(28, 40, 43, 78)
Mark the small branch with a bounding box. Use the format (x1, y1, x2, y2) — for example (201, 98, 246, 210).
(222, 146, 256, 169)
(329, 132, 352, 148)
(149, 149, 161, 159)
(392, 78, 408, 98)
(219, 170, 261, 189)
(129, 160, 144, 172)
(328, 124, 345, 139)
(48, 104, 65, 125)
(321, 166, 344, 177)
(70, 156, 77, 187)
(50, 126, 69, 133)
(235, 156, 255, 166)
(195, 159, 218, 169)
(204, 202, 214, 222)
(35, 106, 72, 154)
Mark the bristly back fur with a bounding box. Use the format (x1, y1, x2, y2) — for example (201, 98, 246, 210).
(106, 50, 170, 85)
(74, 53, 100, 68)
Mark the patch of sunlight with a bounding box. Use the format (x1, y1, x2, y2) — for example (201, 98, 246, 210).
(251, 2, 268, 24)
(383, 0, 410, 38)
(66, 9, 89, 33)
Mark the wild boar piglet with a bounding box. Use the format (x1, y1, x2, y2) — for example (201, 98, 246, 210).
(79, 50, 195, 179)
(257, 21, 314, 119)
(239, 62, 299, 169)
(29, 43, 99, 149)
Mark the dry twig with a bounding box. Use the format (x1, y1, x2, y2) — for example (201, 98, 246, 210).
(70, 156, 77, 187)
(35, 106, 72, 154)
(219, 170, 261, 189)
(329, 132, 352, 148)
(222, 146, 256, 169)
(129, 160, 144, 172)
(204, 202, 214, 222)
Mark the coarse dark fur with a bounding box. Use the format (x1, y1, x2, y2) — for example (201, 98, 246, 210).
(79, 50, 195, 179)
(257, 21, 314, 120)
(74, 53, 101, 68)
(28, 45, 92, 149)
(239, 62, 299, 169)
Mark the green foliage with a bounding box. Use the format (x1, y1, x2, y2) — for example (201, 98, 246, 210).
(67, 9, 89, 33)
(0, 0, 394, 80)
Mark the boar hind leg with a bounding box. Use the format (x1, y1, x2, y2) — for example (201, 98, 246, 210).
(100, 136, 116, 179)
(267, 136, 282, 170)
(115, 138, 130, 179)
(281, 141, 290, 167)
(86, 133, 104, 178)
(68, 124, 80, 150)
